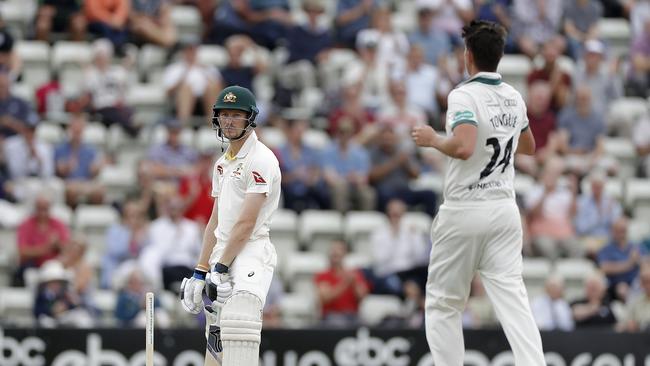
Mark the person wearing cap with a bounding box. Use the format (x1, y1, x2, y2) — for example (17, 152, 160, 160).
(128, 0, 177, 48)
(574, 39, 623, 116)
(358, 6, 409, 70)
(163, 39, 221, 125)
(145, 117, 198, 182)
(334, 0, 376, 49)
(0, 68, 39, 138)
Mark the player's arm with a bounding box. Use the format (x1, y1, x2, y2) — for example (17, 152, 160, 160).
(412, 124, 477, 160)
(217, 193, 266, 267)
(516, 127, 536, 155)
(195, 199, 219, 270)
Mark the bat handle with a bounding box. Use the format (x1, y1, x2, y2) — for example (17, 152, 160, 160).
(145, 292, 154, 366)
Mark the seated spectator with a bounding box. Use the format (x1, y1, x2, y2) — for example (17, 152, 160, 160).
(634, 115, 650, 177)
(84, 39, 138, 136)
(128, 0, 177, 47)
(377, 81, 427, 140)
(475, 0, 511, 29)
(0, 69, 40, 138)
(357, 7, 408, 70)
(571, 271, 617, 329)
(512, 0, 564, 58)
(0, 25, 21, 80)
(368, 126, 436, 215)
(402, 280, 425, 328)
(555, 85, 609, 175)
(59, 235, 96, 301)
(263, 275, 285, 329)
(618, 265, 650, 332)
(631, 0, 650, 37)
(178, 149, 215, 226)
(85, 0, 129, 51)
(14, 195, 70, 286)
(145, 117, 198, 182)
(55, 114, 105, 207)
(463, 276, 498, 329)
(34, 260, 94, 328)
(35, 72, 66, 121)
(531, 275, 575, 331)
(525, 158, 580, 259)
(526, 39, 572, 110)
(315, 240, 369, 328)
(220, 35, 268, 91)
(101, 200, 149, 288)
(163, 40, 221, 125)
(35, 0, 87, 42)
(139, 197, 201, 291)
(573, 40, 623, 116)
(343, 30, 390, 111)
(277, 118, 329, 212)
(126, 161, 160, 220)
(627, 18, 650, 98)
(114, 265, 170, 327)
(327, 81, 375, 141)
(368, 199, 429, 295)
(334, 0, 375, 48)
(3, 119, 54, 182)
(429, 0, 474, 45)
(598, 217, 643, 301)
(574, 172, 623, 256)
(523, 81, 557, 170)
(322, 120, 375, 212)
(408, 1, 452, 67)
(563, 0, 602, 58)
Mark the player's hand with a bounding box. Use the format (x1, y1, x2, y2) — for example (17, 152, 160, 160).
(180, 269, 207, 314)
(207, 272, 233, 307)
(411, 125, 437, 148)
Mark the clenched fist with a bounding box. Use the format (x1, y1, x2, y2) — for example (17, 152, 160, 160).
(411, 125, 438, 147)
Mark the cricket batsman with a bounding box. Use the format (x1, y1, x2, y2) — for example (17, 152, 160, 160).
(180, 85, 281, 366)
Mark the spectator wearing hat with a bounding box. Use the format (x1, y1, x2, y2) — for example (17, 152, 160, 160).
(84, 39, 138, 136)
(358, 7, 409, 70)
(409, 0, 452, 67)
(573, 40, 623, 116)
(35, 0, 87, 42)
(144, 117, 198, 182)
(334, 0, 376, 49)
(163, 39, 221, 125)
(178, 148, 216, 226)
(34, 259, 95, 328)
(563, 0, 603, 59)
(85, 0, 130, 50)
(512, 0, 564, 58)
(0, 69, 40, 138)
(128, 0, 177, 47)
(54, 114, 106, 207)
(14, 195, 70, 286)
(343, 29, 390, 111)
(277, 118, 329, 212)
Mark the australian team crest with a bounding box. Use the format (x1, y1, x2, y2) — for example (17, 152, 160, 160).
(223, 92, 237, 103)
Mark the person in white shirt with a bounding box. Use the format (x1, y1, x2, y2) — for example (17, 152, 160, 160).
(179, 86, 281, 366)
(4, 121, 54, 181)
(531, 275, 575, 331)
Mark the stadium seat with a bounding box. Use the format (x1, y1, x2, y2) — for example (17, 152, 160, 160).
(281, 251, 328, 294)
(303, 128, 331, 150)
(98, 164, 137, 201)
(555, 258, 596, 300)
(597, 18, 631, 56)
(0, 287, 34, 327)
(94, 290, 117, 325)
(343, 252, 372, 269)
(603, 137, 637, 160)
(74, 204, 119, 231)
(150, 124, 194, 146)
(628, 218, 650, 242)
(402, 212, 432, 234)
(11, 83, 35, 104)
(197, 45, 229, 68)
(170, 5, 202, 40)
(298, 210, 344, 252)
(259, 126, 286, 149)
(15, 41, 51, 89)
(633, 205, 650, 222)
(0, 200, 28, 228)
(50, 204, 73, 225)
(0, 0, 37, 38)
(127, 84, 167, 114)
(82, 122, 108, 147)
(0, 229, 18, 286)
(410, 172, 444, 194)
(606, 97, 647, 137)
(359, 295, 403, 326)
(580, 178, 624, 201)
(14, 177, 66, 205)
(51, 41, 93, 70)
(195, 127, 222, 152)
(522, 258, 552, 297)
(280, 292, 318, 328)
(344, 211, 388, 253)
(497, 55, 532, 79)
(514, 174, 536, 197)
(625, 178, 650, 209)
(35, 123, 65, 145)
(270, 209, 299, 261)
(138, 44, 167, 81)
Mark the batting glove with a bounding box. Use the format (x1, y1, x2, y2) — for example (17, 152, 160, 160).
(206, 263, 233, 307)
(180, 268, 207, 314)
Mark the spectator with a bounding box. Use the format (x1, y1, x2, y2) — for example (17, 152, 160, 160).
(618, 265, 650, 332)
(401, 280, 425, 328)
(322, 120, 375, 212)
(526, 39, 572, 110)
(0, 25, 21, 79)
(277, 118, 329, 212)
(84, 39, 138, 136)
(59, 235, 95, 299)
(598, 217, 642, 301)
(571, 271, 617, 329)
(563, 0, 603, 58)
(101, 200, 149, 288)
(573, 40, 623, 116)
(85, 0, 129, 51)
(556, 85, 608, 174)
(33, 260, 94, 328)
(54, 114, 105, 207)
(408, 0, 452, 67)
(114, 265, 170, 327)
(377, 81, 428, 140)
(139, 197, 201, 291)
(368, 125, 436, 215)
(357, 7, 409, 70)
(574, 171, 623, 256)
(525, 158, 580, 259)
(35, 0, 87, 42)
(463, 276, 499, 329)
(178, 149, 215, 226)
(163, 40, 221, 125)
(263, 275, 285, 329)
(315, 240, 370, 327)
(475, 0, 512, 29)
(429, 0, 475, 43)
(128, 0, 177, 47)
(145, 117, 198, 182)
(327, 81, 375, 140)
(527, 81, 557, 159)
(126, 161, 160, 220)
(3, 119, 54, 182)
(35, 72, 66, 121)
(0, 69, 40, 138)
(634, 115, 650, 177)
(531, 275, 575, 331)
(343, 29, 390, 111)
(220, 35, 268, 91)
(627, 18, 650, 98)
(14, 195, 70, 286)
(512, 0, 564, 58)
(334, 0, 375, 48)
(368, 199, 429, 295)
(630, 0, 650, 37)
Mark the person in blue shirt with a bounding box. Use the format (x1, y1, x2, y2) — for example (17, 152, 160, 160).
(597, 217, 645, 301)
(0, 69, 40, 138)
(408, 2, 452, 67)
(277, 118, 330, 212)
(334, 0, 376, 48)
(54, 114, 105, 207)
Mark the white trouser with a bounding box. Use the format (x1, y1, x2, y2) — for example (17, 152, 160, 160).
(425, 199, 545, 366)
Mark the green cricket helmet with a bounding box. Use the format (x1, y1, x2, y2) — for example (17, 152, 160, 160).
(212, 86, 259, 140)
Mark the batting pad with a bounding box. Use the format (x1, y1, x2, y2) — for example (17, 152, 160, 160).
(220, 291, 263, 366)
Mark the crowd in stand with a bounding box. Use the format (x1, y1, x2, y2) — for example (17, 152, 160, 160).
(1, 0, 650, 332)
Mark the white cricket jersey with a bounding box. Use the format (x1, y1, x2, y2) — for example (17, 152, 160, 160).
(443, 72, 529, 203)
(211, 131, 281, 244)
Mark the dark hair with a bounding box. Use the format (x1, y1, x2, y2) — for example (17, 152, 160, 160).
(462, 20, 506, 72)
